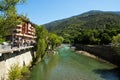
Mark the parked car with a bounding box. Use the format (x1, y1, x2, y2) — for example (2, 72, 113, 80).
(2, 42, 9, 45)
(1, 42, 10, 49)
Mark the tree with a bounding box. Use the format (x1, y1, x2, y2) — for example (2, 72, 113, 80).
(35, 25, 63, 60)
(36, 38, 47, 59)
(48, 33, 64, 49)
(100, 33, 111, 44)
(48, 33, 57, 49)
(36, 25, 48, 42)
(112, 34, 120, 55)
(112, 34, 120, 48)
(35, 25, 48, 59)
(0, 0, 26, 38)
(57, 36, 64, 45)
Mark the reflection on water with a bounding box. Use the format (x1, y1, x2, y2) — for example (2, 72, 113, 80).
(30, 45, 120, 80)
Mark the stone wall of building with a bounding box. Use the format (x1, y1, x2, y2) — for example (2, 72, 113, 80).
(0, 48, 36, 80)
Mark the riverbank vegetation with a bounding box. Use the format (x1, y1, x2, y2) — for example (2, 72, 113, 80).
(35, 25, 64, 62)
(45, 10, 120, 47)
(45, 10, 120, 45)
(112, 34, 120, 56)
(8, 64, 30, 80)
(44, 10, 120, 66)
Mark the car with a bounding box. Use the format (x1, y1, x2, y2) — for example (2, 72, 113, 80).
(2, 42, 9, 45)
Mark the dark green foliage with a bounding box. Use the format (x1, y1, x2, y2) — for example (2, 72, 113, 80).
(35, 26, 48, 59)
(45, 10, 120, 45)
(100, 33, 111, 44)
(35, 25, 64, 60)
(36, 38, 47, 58)
(45, 11, 120, 32)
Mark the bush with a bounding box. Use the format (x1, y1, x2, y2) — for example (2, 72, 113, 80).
(8, 64, 21, 80)
(21, 66, 29, 75)
(21, 66, 30, 80)
(8, 64, 30, 80)
(0, 35, 5, 44)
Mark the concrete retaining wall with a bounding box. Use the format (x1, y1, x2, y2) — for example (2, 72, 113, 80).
(0, 47, 35, 80)
(74, 44, 120, 66)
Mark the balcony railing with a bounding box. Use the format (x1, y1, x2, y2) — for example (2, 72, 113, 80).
(14, 33, 36, 38)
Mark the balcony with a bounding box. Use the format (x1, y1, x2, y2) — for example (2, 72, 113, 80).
(16, 29, 22, 32)
(17, 25, 22, 28)
(14, 33, 36, 39)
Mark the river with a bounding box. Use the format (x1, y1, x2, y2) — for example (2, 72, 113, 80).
(30, 45, 120, 80)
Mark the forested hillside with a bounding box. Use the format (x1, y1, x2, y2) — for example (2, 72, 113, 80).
(45, 10, 120, 44)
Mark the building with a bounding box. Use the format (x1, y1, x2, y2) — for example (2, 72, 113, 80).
(11, 20, 36, 47)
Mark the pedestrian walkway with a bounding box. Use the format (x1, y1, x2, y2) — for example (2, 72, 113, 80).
(0, 45, 33, 54)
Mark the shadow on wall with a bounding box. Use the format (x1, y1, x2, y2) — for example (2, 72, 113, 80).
(93, 68, 120, 80)
(30, 48, 36, 63)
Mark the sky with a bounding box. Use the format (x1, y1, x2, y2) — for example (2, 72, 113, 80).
(17, 0, 120, 25)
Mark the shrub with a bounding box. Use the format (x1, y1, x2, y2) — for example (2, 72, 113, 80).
(8, 64, 21, 80)
(8, 64, 30, 80)
(21, 66, 30, 80)
(0, 35, 5, 44)
(21, 66, 29, 75)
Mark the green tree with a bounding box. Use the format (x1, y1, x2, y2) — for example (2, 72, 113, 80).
(36, 38, 47, 59)
(100, 33, 111, 44)
(48, 33, 57, 49)
(112, 34, 120, 55)
(36, 25, 48, 42)
(112, 34, 120, 48)
(35, 25, 48, 59)
(0, 0, 26, 38)
(48, 33, 64, 49)
(35, 25, 63, 60)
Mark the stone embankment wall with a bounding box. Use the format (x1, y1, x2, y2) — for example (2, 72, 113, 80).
(74, 44, 120, 66)
(0, 47, 36, 80)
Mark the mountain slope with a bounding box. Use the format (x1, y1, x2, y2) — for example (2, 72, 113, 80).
(44, 10, 120, 44)
(45, 10, 120, 32)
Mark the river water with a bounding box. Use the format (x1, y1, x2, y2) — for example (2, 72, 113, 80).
(30, 45, 120, 80)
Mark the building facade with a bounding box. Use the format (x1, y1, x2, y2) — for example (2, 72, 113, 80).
(12, 21, 36, 46)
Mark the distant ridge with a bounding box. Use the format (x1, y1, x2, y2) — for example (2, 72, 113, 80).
(44, 10, 120, 32)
